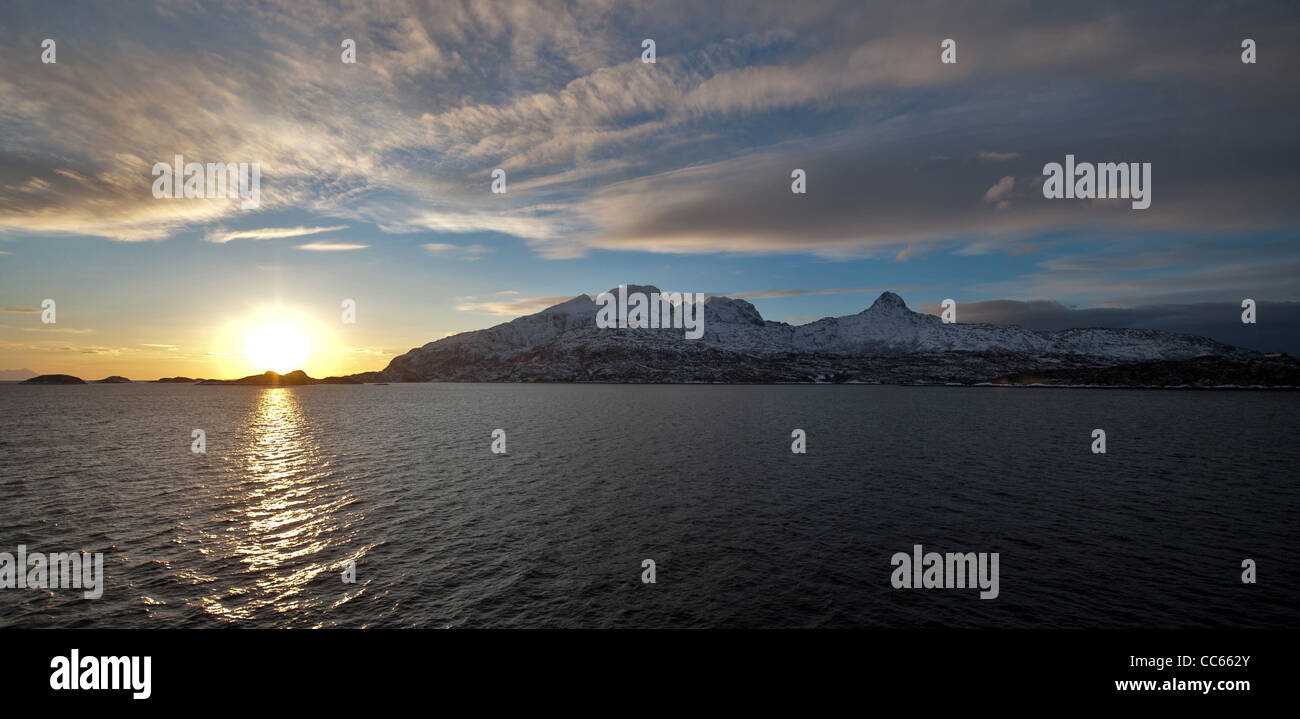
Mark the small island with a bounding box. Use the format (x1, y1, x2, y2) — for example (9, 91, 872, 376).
(21, 374, 87, 385)
(94, 376, 131, 383)
(199, 370, 319, 386)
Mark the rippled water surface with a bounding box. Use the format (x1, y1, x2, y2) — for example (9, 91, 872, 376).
(0, 383, 1296, 628)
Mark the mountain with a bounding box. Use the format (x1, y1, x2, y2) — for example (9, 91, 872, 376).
(0, 368, 38, 381)
(992, 354, 1300, 388)
(370, 287, 1283, 385)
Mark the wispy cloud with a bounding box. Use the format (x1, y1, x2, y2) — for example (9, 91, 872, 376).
(422, 243, 492, 261)
(0, 341, 118, 354)
(455, 294, 580, 316)
(0, 0, 1294, 318)
(983, 176, 1015, 205)
(720, 286, 894, 300)
(205, 225, 349, 244)
(23, 327, 93, 334)
(333, 346, 398, 357)
(296, 241, 368, 251)
(0, 1, 1293, 258)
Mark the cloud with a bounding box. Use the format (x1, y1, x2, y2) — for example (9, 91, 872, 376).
(6, 177, 51, 192)
(917, 297, 1300, 355)
(205, 225, 349, 244)
(296, 241, 368, 251)
(721, 286, 897, 300)
(973, 240, 1300, 307)
(0, 306, 39, 313)
(333, 346, 397, 357)
(391, 209, 566, 248)
(455, 294, 580, 316)
(0, 340, 117, 354)
(422, 243, 493, 260)
(983, 176, 1015, 204)
(0, 0, 1295, 262)
(52, 169, 92, 184)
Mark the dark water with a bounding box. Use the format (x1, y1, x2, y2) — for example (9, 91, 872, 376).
(0, 383, 1295, 628)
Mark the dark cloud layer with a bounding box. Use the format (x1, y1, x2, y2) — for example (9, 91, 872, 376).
(938, 299, 1300, 355)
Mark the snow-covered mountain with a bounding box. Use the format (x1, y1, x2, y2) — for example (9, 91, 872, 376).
(370, 287, 1253, 384)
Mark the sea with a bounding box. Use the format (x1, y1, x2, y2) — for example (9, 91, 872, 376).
(0, 383, 1295, 628)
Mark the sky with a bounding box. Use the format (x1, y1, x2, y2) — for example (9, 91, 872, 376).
(1, 0, 1298, 379)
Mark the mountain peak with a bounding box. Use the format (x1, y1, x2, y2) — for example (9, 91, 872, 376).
(868, 291, 909, 312)
(704, 295, 764, 326)
(541, 294, 596, 314)
(603, 284, 662, 296)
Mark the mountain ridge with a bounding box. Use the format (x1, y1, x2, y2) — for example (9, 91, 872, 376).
(18, 291, 1294, 387)
(367, 288, 1274, 385)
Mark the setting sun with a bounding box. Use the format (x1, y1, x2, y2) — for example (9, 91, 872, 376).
(243, 322, 311, 373)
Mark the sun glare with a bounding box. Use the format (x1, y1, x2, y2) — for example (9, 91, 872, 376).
(243, 322, 311, 373)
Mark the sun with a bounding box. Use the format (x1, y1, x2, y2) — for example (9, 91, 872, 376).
(243, 322, 311, 373)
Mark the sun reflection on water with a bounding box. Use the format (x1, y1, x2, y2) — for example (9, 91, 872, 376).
(199, 388, 359, 623)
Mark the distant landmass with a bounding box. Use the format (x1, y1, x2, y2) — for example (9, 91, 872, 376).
(21, 374, 87, 385)
(199, 370, 320, 386)
(351, 288, 1296, 387)
(0, 368, 38, 381)
(991, 355, 1300, 388)
(94, 376, 131, 383)
(18, 290, 1299, 388)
